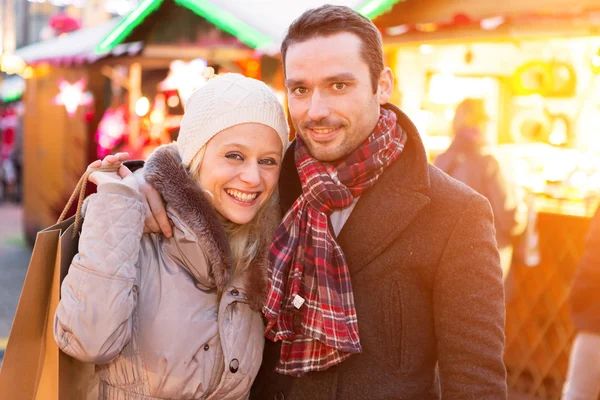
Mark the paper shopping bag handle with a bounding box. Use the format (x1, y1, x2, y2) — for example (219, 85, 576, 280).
(57, 164, 122, 237)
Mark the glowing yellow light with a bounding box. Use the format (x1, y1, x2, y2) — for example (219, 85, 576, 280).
(542, 163, 566, 182)
(515, 94, 544, 107)
(548, 124, 567, 146)
(532, 176, 546, 193)
(36, 63, 51, 77)
(167, 95, 180, 108)
(135, 97, 150, 116)
(570, 170, 588, 189)
(428, 73, 461, 105)
(557, 65, 571, 81)
(480, 16, 505, 31)
(423, 135, 452, 152)
(540, 149, 579, 183)
(413, 109, 433, 135)
(246, 59, 259, 78)
(579, 153, 595, 170)
(592, 55, 600, 68)
(21, 66, 34, 79)
(386, 24, 409, 36)
(513, 159, 533, 187)
(150, 109, 164, 125)
(588, 172, 600, 189)
(202, 66, 215, 79)
(419, 44, 434, 55)
(416, 23, 437, 33)
(0, 54, 26, 75)
(444, 108, 454, 120)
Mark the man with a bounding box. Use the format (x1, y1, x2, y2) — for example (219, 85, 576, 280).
(140, 5, 507, 399)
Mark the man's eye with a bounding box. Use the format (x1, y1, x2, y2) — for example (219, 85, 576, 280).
(259, 158, 278, 166)
(225, 153, 243, 161)
(333, 83, 346, 91)
(292, 87, 308, 95)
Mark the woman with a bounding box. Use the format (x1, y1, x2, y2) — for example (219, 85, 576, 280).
(54, 73, 289, 399)
(435, 98, 524, 278)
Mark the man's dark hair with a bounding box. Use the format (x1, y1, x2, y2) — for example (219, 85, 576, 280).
(281, 5, 384, 93)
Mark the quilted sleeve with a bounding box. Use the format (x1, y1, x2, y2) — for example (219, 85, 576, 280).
(54, 182, 146, 364)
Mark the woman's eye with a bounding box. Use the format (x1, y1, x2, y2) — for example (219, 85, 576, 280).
(259, 158, 278, 166)
(333, 83, 346, 91)
(225, 153, 243, 161)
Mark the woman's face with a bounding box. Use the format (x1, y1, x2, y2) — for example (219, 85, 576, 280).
(198, 123, 283, 225)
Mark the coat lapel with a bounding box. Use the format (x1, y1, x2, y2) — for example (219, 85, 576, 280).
(278, 104, 432, 276)
(336, 164, 430, 276)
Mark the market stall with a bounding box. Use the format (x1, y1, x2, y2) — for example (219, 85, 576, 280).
(375, 1, 600, 398)
(12, 17, 133, 241)
(14, 2, 273, 243)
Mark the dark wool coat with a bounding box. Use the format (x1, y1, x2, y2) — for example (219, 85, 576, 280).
(251, 104, 507, 400)
(570, 205, 600, 334)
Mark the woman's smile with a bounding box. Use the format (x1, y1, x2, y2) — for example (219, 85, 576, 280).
(225, 188, 261, 205)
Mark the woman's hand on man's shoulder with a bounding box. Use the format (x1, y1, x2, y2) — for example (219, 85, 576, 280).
(89, 153, 173, 238)
(87, 152, 139, 192)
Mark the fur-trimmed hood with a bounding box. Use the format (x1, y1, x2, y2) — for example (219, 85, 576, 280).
(144, 143, 279, 311)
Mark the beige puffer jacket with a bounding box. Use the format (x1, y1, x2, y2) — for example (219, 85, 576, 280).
(54, 144, 277, 400)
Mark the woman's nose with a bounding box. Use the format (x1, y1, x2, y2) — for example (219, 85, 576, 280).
(239, 162, 261, 186)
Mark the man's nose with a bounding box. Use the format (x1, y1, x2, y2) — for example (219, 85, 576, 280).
(307, 91, 330, 121)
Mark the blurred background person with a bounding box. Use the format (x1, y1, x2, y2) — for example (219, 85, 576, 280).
(0, 104, 18, 203)
(435, 98, 525, 278)
(563, 205, 600, 400)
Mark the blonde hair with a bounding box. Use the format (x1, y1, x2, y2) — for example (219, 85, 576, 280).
(188, 148, 270, 276)
(453, 98, 488, 136)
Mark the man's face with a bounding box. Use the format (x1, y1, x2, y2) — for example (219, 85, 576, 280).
(285, 32, 393, 162)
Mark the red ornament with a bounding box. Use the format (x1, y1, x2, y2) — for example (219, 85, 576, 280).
(0, 106, 17, 160)
(452, 13, 473, 26)
(49, 13, 82, 35)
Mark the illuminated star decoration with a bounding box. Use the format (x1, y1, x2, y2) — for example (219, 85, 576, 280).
(53, 78, 94, 117)
(159, 58, 215, 107)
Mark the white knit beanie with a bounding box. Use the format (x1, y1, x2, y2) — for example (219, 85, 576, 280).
(177, 73, 289, 167)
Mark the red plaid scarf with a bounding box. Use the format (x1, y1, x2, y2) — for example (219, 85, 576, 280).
(264, 108, 408, 376)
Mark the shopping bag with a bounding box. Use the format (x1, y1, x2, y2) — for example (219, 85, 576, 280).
(0, 217, 75, 399)
(34, 220, 97, 400)
(0, 165, 120, 399)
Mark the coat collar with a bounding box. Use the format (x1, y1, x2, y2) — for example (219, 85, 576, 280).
(144, 144, 276, 310)
(279, 103, 431, 275)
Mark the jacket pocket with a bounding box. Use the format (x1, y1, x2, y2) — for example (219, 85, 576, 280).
(384, 279, 404, 370)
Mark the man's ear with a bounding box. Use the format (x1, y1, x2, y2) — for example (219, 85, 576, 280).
(377, 67, 394, 105)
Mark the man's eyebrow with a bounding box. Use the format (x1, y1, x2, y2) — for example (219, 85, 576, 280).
(323, 73, 357, 83)
(285, 79, 304, 88)
(285, 73, 357, 88)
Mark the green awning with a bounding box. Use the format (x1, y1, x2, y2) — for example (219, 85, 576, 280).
(95, 0, 402, 55)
